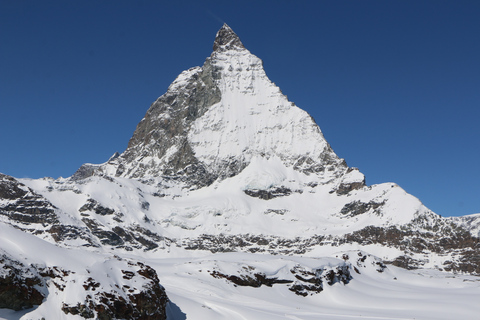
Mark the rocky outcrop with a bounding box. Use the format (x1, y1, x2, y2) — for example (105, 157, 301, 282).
(0, 249, 169, 319)
(178, 216, 480, 274)
(0, 254, 45, 310)
(0, 173, 29, 200)
(114, 63, 221, 183)
(244, 186, 293, 200)
(0, 173, 58, 226)
(61, 262, 168, 320)
(340, 200, 384, 217)
(209, 259, 354, 297)
(212, 23, 246, 52)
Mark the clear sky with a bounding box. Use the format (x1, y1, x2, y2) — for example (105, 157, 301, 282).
(1, 1, 479, 217)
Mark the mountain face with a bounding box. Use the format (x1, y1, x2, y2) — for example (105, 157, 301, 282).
(1, 24, 479, 319)
(73, 24, 349, 190)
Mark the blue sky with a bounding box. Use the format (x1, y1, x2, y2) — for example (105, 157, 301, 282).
(1, 1, 479, 217)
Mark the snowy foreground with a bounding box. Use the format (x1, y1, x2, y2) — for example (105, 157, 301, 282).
(1, 223, 479, 320)
(156, 254, 480, 320)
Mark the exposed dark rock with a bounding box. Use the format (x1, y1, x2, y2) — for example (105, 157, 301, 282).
(341, 252, 388, 273)
(180, 224, 480, 275)
(62, 302, 95, 318)
(112, 226, 135, 243)
(340, 200, 384, 217)
(388, 255, 420, 270)
(0, 254, 45, 310)
(183, 234, 326, 254)
(70, 164, 99, 181)
(110, 228, 158, 250)
(48, 224, 97, 246)
(0, 173, 28, 200)
(209, 263, 352, 297)
(336, 181, 365, 195)
(244, 187, 292, 200)
(79, 199, 115, 216)
(212, 24, 245, 52)
(81, 218, 124, 246)
(114, 55, 221, 184)
(288, 264, 352, 296)
(338, 224, 480, 274)
(0, 174, 59, 226)
(210, 270, 293, 288)
(289, 283, 322, 296)
(141, 200, 150, 211)
(293, 153, 345, 176)
(62, 263, 168, 320)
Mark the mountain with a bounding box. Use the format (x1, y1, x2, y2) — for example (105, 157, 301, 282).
(1, 24, 479, 319)
(74, 24, 347, 189)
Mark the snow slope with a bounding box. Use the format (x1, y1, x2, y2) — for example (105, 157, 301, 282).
(19, 165, 428, 240)
(152, 252, 480, 320)
(1, 224, 479, 320)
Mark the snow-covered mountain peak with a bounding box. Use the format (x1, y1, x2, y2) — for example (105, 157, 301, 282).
(212, 23, 245, 52)
(2, 24, 480, 319)
(76, 24, 350, 189)
(191, 27, 346, 182)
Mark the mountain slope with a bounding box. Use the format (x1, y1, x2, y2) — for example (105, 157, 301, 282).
(1, 24, 479, 319)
